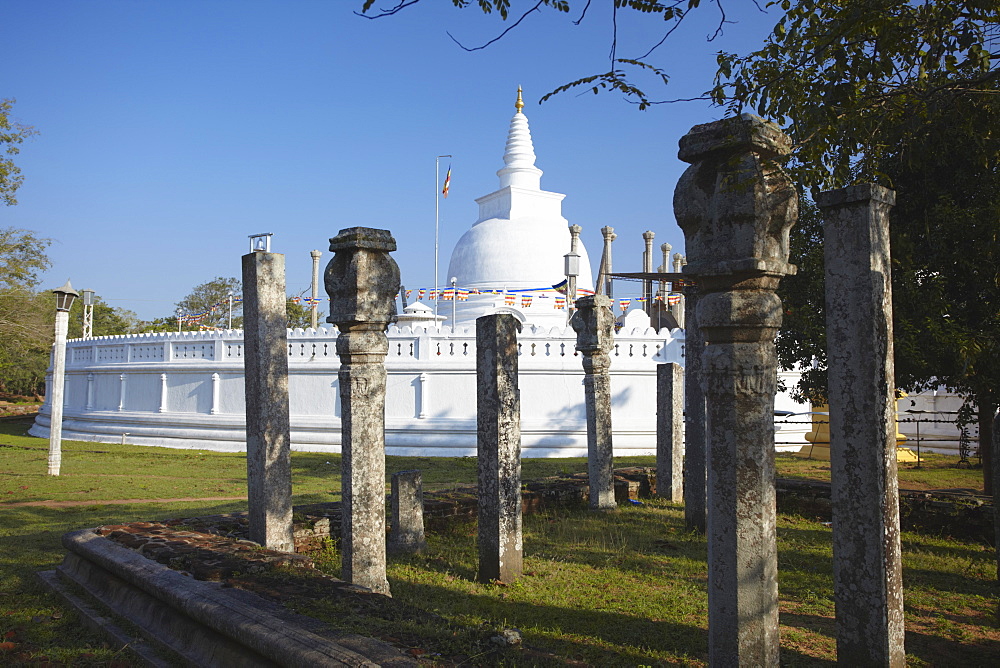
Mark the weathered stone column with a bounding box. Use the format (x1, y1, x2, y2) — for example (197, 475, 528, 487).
(476, 313, 523, 583)
(659, 242, 672, 298)
(674, 115, 797, 665)
(819, 184, 905, 666)
(657, 362, 684, 502)
(642, 230, 655, 315)
(682, 284, 707, 532)
(326, 227, 400, 596)
(994, 411, 1000, 582)
(388, 470, 426, 555)
(571, 294, 617, 510)
(672, 253, 686, 328)
(242, 250, 294, 553)
(600, 226, 616, 298)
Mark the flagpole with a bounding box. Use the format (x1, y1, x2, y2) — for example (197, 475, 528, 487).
(435, 154, 452, 321)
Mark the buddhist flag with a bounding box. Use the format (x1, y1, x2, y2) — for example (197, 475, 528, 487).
(551, 279, 568, 295)
(521, 295, 532, 308)
(442, 165, 452, 199)
(555, 296, 565, 309)
(504, 293, 516, 306)
(620, 299, 631, 313)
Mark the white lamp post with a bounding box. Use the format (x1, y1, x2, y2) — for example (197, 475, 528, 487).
(81, 289, 95, 339)
(450, 276, 457, 327)
(564, 250, 580, 321)
(48, 279, 79, 476)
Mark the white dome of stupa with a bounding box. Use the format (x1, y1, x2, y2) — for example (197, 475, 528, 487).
(445, 89, 594, 328)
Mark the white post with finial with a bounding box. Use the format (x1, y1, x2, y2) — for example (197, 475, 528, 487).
(434, 154, 451, 322)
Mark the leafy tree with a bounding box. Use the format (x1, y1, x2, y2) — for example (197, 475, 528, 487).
(1, 99, 38, 206)
(286, 298, 317, 329)
(176, 276, 243, 330)
(715, 0, 999, 187)
(774, 197, 826, 403)
(138, 315, 186, 333)
(0, 227, 52, 396)
(67, 294, 140, 339)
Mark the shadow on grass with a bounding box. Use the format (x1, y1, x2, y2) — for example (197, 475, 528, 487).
(391, 577, 710, 664)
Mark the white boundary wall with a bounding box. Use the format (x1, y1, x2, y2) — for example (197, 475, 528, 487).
(30, 324, 812, 456)
(28, 325, 671, 457)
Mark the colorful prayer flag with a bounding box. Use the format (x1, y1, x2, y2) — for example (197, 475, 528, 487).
(442, 165, 452, 199)
(620, 299, 631, 313)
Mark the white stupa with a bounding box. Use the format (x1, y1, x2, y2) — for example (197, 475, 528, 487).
(445, 88, 595, 328)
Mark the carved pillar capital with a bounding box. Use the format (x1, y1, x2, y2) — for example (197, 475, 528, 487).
(570, 294, 614, 355)
(325, 227, 401, 331)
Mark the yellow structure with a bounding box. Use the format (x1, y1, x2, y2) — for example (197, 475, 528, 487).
(795, 404, 917, 461)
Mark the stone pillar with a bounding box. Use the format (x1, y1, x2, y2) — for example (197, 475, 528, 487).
(388, 470, 426, 554)
(674, 115, 798, 666)
(326, 226, 400, 597)
(642, 230, 655, 315)
(682, 285, 706, 532)
(656, 362, 684, 502)
(818, 184, 905, 666)
(310, 249, 322, 330)
(567, 224, 582, 307)
(660, 242, 672, 298)
(601, 226, 616, 298)
(672, 253, 686, 328)
(571, 294, 617, 510)
(476, 313, 523, 583)
(994, 411, 1000, 582)
(85, 373, 94, 411)
(242, 250, 294, 553)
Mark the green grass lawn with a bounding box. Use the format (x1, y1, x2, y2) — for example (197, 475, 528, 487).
(1, 418, 996, 665)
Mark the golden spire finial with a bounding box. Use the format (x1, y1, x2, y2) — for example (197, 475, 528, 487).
(515, 86, 524, 113)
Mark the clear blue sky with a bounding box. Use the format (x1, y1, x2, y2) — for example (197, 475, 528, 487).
(4, 1, 779, 320)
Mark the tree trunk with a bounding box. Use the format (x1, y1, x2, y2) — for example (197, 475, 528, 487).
(977, 391, 995, 497)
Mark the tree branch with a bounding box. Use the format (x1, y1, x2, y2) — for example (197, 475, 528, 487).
(355, 0, 421, 19)
(447, 1, 546, 52)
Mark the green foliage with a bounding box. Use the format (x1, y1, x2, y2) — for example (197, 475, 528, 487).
(774, 197, 827, 403)
(175, 276, 242, 329)
(0, 226, 50, 290)
(0, 99, 38, 207)
(0, 227, 53, 395)
(286, 297, 317, 329)
(714, 0, 1000, 189)
(66, 294, 140, 339)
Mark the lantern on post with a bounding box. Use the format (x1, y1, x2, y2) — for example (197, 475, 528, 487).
(48, 280, 79, 476)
